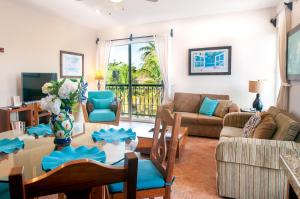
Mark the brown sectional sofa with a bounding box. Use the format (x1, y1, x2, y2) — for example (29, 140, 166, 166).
(159, 92, 239, 138)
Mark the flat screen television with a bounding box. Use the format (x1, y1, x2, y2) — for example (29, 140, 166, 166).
(22, 73, 57, 102)
(287, 24, 300, 81)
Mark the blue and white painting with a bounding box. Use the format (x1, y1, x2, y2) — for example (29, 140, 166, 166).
(61, 51, 83, 77)
(189, 47, 231, 75)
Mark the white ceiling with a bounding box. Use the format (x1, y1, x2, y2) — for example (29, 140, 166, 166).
(18, 0, 281, 29)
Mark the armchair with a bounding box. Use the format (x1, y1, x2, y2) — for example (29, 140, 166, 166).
(82, 91, 122, 126)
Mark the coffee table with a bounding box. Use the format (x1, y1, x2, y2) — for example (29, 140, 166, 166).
(135, 127, 188, 159)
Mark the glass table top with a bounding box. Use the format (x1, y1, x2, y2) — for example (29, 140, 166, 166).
(0, 123, 138, 181)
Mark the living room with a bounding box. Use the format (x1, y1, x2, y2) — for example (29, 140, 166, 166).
(0, 0, 300, 199)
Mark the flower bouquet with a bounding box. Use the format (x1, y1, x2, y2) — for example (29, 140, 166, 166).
(41, 78, 88, 146)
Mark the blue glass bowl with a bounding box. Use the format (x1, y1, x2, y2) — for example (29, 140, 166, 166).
(92, 128, 136, 143)
(42, 146, 106, 171)
(0, 138, 24, 154)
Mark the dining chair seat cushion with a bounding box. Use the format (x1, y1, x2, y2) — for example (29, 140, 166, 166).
(89, 109, 116, 122)
(0, 182, 10, 199)
(109, 159, 165, 193)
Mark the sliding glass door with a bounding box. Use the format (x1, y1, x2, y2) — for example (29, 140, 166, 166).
(106, 38, 163, 121)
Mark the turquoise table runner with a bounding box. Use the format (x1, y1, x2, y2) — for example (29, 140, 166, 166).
(0, 138, 24, 154)
(92, 128, 136, 143)
(41, 146, 106, 171)
(27, 124, 53, 137)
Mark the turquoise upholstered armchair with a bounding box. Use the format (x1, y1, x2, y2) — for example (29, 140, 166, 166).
(82, 91, 122, 125)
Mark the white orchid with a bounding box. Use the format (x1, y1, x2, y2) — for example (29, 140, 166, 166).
(58, 79, 78, 99)
(41, 82, 53, 94)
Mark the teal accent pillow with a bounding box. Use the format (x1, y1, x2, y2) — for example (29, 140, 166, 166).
(91, 98, 112, 109)
(199, 97, 219, 116)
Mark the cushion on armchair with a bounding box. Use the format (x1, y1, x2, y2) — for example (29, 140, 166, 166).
(242, 112, 261, 138)
(91, 98, 112, 109)
(89, 109, 116, 122)
(272, 113, 300, 141)
(252, 112, 277, 139)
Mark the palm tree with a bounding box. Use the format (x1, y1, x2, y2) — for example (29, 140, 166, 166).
(138, 42, 162, 84)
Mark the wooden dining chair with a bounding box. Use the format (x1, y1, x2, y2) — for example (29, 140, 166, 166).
(8, 152, 138, 199)
(109, 109, 182, 199)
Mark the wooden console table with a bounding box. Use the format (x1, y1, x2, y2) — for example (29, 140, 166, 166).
(0, 106, 34, 132)
(0, 103, 50, 133)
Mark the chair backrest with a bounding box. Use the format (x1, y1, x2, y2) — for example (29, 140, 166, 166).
(150, 109, 181, 184)
(9, 152, 138, 199)
(88, 91, 115, 100)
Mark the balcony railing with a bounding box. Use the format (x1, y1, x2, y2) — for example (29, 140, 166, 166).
(105, 84, 163, 118)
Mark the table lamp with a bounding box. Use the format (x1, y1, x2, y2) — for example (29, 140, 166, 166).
(249, 80, 264, 111)
(95, 70, 104, 90)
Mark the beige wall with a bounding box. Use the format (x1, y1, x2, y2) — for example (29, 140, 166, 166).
(99, 8, 277, 109)
(0, 0, 98, 107)
(289, 1, 300, 118)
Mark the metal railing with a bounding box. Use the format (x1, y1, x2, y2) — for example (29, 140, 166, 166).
(105, 84, 163, 118)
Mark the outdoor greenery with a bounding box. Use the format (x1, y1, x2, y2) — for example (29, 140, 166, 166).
(106, 41, 163, 119)
(106, 42, 162, 84)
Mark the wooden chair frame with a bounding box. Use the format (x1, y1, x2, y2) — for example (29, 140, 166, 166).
(110, 109, 181, 199)
(82, 99, 122, 126)
(9, 152, 137, 199)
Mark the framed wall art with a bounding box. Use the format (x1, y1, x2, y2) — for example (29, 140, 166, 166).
(60, 51, 84, 78)
(189, 46, 231, 75)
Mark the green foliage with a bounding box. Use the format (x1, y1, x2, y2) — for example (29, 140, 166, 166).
(107, 42, 162, 84)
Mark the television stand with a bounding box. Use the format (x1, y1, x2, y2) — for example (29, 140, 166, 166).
(0, 103, 51, 133)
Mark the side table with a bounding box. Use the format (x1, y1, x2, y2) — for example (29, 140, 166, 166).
(135, 127, 188, 159)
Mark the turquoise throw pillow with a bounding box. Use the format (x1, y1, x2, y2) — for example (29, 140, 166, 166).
(91, 98, 112, 109)
(199, 97, 219, 116)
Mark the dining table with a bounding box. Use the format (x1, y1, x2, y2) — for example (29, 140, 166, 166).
(0, 122, 139, 198)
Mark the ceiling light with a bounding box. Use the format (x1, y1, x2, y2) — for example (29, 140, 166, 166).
(110, 0, 123, 3)
(95, 9, 100, 14)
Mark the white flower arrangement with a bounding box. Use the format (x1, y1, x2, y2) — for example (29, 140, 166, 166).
(40, 78, 87, 115)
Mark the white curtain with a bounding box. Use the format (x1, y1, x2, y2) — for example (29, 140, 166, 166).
(276, 7, 291, 110)
(154, 34, 173, 103)
(96, 40, 111, 90)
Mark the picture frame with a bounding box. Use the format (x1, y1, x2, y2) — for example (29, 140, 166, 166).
(189, 46, 231, 75)
(60, 51, 84, 78)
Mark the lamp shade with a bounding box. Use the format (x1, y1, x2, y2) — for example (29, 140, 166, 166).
(95, 70, 104, 80)
(249, 80, 264, 93)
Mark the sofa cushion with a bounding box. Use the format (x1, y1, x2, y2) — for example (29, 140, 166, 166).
(200, 94, 229, 105)
(214, 100, 232, 118)
(173, 93, 201, 113)
(175, 112, 199, 124)
(242, 112, 261, 138)
(252, 113, 277, 139)
(197, 114, 223, 125)
(273, 113, 300, 141)
(89, 109, 116, 122)
(199, 97, 219, 116)
(220, 126, 243, 138)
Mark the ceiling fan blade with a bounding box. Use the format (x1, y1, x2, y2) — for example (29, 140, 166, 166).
(145, 0, 159, 2)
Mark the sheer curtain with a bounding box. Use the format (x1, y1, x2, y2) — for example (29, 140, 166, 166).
(96, 40, 111, 90)
(154, 34, 173, 103)
(276, 7, 291, 110)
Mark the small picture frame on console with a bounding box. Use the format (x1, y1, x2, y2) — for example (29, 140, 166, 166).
(189, 46, 231, 75)
(60, 50, 84, 78)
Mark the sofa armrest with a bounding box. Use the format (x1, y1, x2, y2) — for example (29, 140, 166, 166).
(216, 137, 300, 170)
(223, 112, 254, 128)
